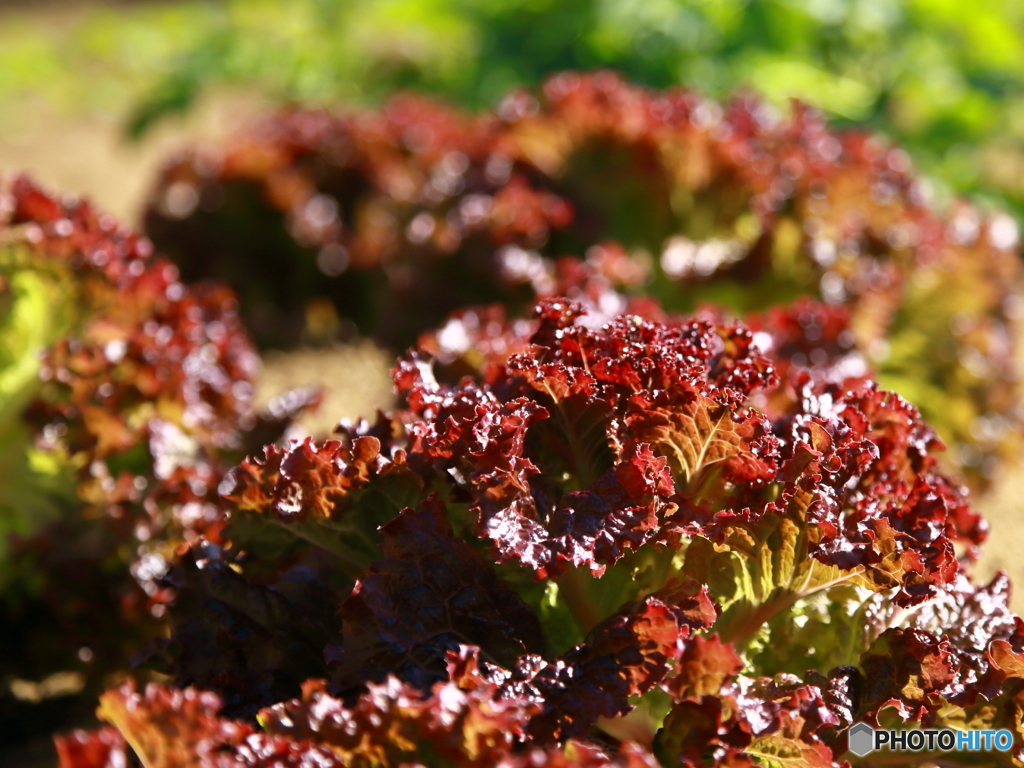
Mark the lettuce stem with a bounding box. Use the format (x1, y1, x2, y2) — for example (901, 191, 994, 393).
(556, 566, 602, 636)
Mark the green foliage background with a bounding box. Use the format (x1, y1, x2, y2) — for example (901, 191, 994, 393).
(3, 0, 1024, 215)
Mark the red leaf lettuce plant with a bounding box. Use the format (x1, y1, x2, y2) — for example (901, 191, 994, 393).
(0, 175, 313, 740)
(57, 298, 1024, 767)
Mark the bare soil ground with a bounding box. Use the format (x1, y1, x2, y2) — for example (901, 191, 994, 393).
(976, 469, 1024, 593)
(256, 343, 397, 434)
(0, 88, 270, 223)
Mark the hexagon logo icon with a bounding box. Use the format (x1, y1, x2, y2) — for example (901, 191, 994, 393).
(848, 723, 875, 757)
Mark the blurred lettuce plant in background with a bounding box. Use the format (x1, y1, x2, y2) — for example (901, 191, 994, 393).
(141, 73, 1023, 490)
